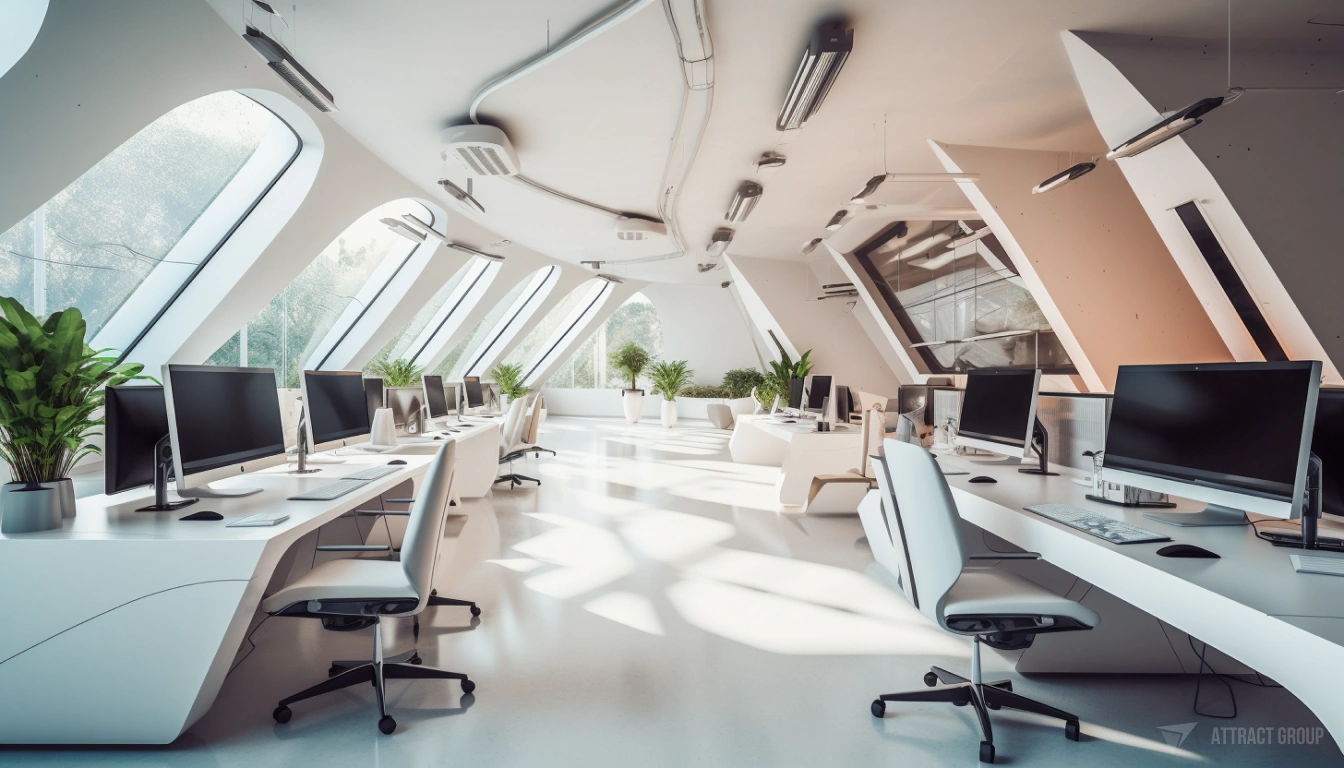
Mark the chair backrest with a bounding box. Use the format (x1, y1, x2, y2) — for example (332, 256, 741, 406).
(857, 402, 886, 475)
(400, 441, 457, 609)
(869, 452, 918, 608)
(882, 438, 969, 626)
(524, 395, 545, 444)
(499, 395, 528, 455)
(856, 390, 887, 416)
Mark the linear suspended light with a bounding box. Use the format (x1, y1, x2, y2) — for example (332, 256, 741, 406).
(706, 227, 734, 258)
(777, 23, 853, 131)
(438, 178, 485, 215)
(444, 242, 505, 262)
(1105, 96, 1228, 161)
(382, 218, 426, 243)
(401, 213, 445, 240)
(242, 26, 338, 112)
(801, 237, 824, 255)
(850, 173, 980, 203)
(945, 226, 992, 249)
(725, 181, 763, 223)
(1032, 162, 1096, 194)
(824, 209, 848, 231)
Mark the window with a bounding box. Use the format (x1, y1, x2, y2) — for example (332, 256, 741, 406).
(206, 199, 429, 385)
(0, 0, 47, 79)
(0, 91, 298, 356)
(501, 278, 610, 380)
(365, 258, 496, 373)
(546, 292, 664, 389)
(853, 221, 1075, 374)
(439, 266, 558, 380)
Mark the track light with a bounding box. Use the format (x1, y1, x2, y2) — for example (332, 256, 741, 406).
(1031, 162, 1095, 194)
(801, 237, 823, 256)
(777, 22, 853, 131)
(401, 213, 445, 240)
(756, 153, 787, 173)
(725, 181, 763, 223)
(1105, 96, 1228, 161)
(849, 173, 979, 204)
(437, 178, 485, 214)
(824, 210, 848, 231)
(242, 25, 337, 112)
(706, 228, 734, 258)
(596, 273, 624, 284)
(382, 218, 426, 243)
(443, 242, 505, 262)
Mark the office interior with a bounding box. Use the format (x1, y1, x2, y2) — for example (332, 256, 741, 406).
(2, 1, 1343, 765)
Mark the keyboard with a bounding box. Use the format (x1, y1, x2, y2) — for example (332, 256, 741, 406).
(1025, 503, 1172, 545)
(226, 511, 290, 528)
(1291, 554, 1344, 577)
(287, 465, 403, 501)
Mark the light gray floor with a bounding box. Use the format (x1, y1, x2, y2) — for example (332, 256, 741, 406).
(11, 417, 1340, 766)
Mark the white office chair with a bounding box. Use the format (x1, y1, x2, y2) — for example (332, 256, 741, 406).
(494, 396, 537, 488)
(869, 438, 1099, 764)
(803, 402, 885, 515)
(520, 395, 555, 458)
(264, 442, 473, 735)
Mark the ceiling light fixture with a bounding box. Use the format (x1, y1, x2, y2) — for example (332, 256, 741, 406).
(801, 237, 823, 256)
(706, 228, 734, 258)
(437, 177, 486, 215)
(824, 210, 848, 231)
(401, 213, 445, 240)
(777, 22, 853, 131)
(817, 291, 859, 300)
(443, 242, 505, 263)
(581, 260, 604, 270)
(596, 273, 625, 284)
(242, 25, 338, 113)
(382, 218, 426, 243)
(1105, 96, 1229, 161)
(1032, 162, 1096, 194)
(849, 173, 980, 204)
(756, 153, 788, 173)
(725, 181, 763, 223)
(945, 226, 991, 249)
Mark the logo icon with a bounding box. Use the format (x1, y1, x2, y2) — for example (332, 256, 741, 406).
(1157, 722, 1198, 747)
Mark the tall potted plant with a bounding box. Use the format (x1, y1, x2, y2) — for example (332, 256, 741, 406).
(649, 360, 693, 429)
(768, 343, 813, 408)
(610, 342, 650, 424)
(488, 362, 530, 409)
(0, 298, 148, 533)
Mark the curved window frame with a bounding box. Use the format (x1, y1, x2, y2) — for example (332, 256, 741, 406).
(522, 280, 614, 384)
(455, 266, 559, 379)
(0, 1, 48, 80)
(403, 259, 499, 364)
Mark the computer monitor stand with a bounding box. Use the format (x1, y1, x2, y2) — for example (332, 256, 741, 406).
(1017, 417, 1058, 476)
(136, 435, 199, 513)
(1143, 505, 1248, 527)
(289, 417, 322, 475)
(179, 484, 264, 498)
(1268, 453, 1341, 552)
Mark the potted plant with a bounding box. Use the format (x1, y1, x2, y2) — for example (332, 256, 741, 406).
(610, 341, 650, 424)
(367, 356, 423, 387)
(488, 362, 530, 409)
(767, 340, 813, 408)
(649, 360, 693, 428)
(0, 298, 148, 533)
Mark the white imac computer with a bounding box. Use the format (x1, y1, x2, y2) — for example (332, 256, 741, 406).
(301, 370, 371, 452)
(422, 374, 452, 427)
(955, 369, 1053, 474)
(1103, 361, 1321, 526)
(163, 365, 289, 498)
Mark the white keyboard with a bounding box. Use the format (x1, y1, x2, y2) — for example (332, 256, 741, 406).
(347, 466, 401, 481)
(1025, 503, 1171, 545)
(226, 511, 290, 527)
(288, 465, 402, 501)
(1291, 554, 1344, 577)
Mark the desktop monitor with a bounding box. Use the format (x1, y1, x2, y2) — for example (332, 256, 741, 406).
(301, 370, 370, 452)
(1313, 388, 1344, 520)
(1102, 361, 1321, 522)
(105, 385, 169, 496)
(835, 385, 852, 424)
(463, 376, 485, 409)
(956, 369, 1041, 460)
(423, 374, 450, 419)
(363, 377, 385, 426)
(787, 378, 805, 411)
(806, 375, 831, 410)
(163, 365, 288, 497)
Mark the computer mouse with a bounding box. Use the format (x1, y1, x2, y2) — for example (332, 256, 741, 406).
(432, 435, 444, 440)
(180, 510, 223, 521)
(969, 476, 997, 484)
(387, 459, 407, 465)
(782, 419, 796, 424)
(1158, 544, 1220, 559)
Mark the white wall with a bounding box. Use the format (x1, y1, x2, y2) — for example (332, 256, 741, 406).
(640, 282, 759, 387)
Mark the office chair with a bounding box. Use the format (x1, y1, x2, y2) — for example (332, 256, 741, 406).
(519, 395, 555, 458)
(869, 439, 1098, 764)
(264, 443, 474, 735)
(803, 402, 885, 515)
(495, 396, 538, 488)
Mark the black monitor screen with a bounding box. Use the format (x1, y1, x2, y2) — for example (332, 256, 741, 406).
(167, 366, 286, 475)
(959, 370, 1038, 448)
(464, 376, 484, 409)
(364, 377, 385, 425)
(1103, 362, 1318, 501)
(835, 385, 851, 424)
(1312, 389, 1344, 518)
(304, 371, 370, 445)
(106, 385, 168, 495)
(787, 378, 804, 410)
(807, 375, 831, 410)
(423, 375, 449, 418)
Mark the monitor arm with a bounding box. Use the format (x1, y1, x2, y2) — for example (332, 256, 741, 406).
(1017, 417, 1058, 476)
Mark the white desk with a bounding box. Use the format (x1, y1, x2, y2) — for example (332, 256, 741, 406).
(0, 421, 498, 745)
(919, 450, 1344, 747)
(379, 419, 500, 498)
(729, 415, 863, 506)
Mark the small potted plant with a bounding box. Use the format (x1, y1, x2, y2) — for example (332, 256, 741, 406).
(488, 362, 530, 410)
(0, 298, 148, 533)
(367, 356, 423, 387)
(649, 360, 693, 428)
(610, 341, 650, 424)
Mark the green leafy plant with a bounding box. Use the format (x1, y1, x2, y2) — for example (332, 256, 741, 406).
(767, 333, 813, 382)
(679, 385, 731, 399)
(610, 341, 651, 392)
(488, 362, 530, 399)
(649, 360, 694, 402)
(721, 368, 764, 399)
(755, 372, 787, 407)
(368, 357, 423, 388)
(0, 298, 150, 484)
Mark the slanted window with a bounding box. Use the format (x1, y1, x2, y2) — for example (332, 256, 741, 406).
(546, 292, 663, 389)
(440, 266, 559, 380)
(365, 258, 496, 373)
(501, 279, 611, 382)
(0, 1, 48, 79)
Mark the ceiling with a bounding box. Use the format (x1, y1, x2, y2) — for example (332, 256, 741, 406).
(207, 0, 1344, 286)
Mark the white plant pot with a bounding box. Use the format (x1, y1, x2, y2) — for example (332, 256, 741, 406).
(661, 399, 678, 428)
(622, 390, 644, 423)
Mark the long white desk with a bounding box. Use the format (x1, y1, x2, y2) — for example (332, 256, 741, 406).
(729, 414, 863, 506)
(0, 421, 499, 745)
(919, 450, 1344, 748)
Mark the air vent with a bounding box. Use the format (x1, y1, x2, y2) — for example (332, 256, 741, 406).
(441, 125, 520, 177)
(613, 217, 667, 241)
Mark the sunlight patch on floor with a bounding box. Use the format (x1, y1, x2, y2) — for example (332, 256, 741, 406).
(584, 591, 665, 636)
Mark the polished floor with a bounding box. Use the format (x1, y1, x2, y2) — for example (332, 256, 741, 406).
(10, 417, 1340, 766)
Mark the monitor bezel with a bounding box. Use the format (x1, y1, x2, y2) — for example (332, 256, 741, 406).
(806, 374, 832, 411)
(1101, 361, 1321, 521)
(463, 376, 485, 409)
(363, 376, 385, 426)
(301, 370, 371, 453)
(422, 374, 449, 418)
(955, 369, 1041, 460)
(163, 364, 288, 492)
(105, 384, 166, 496)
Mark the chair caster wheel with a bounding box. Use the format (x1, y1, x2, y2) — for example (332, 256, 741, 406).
(462, 679, 476, 694)
(273, 706, 292, 724)
(409, 655, 422, 665)
(1065, 719, 1080, 741)
(378, 715, 396, 735)
(470, 605, 482, 617)
(924, 672, 939, 687)
(979, 741, 995, 763)
(870, 699, 885, 718)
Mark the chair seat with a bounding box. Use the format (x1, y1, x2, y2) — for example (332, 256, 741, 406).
(262, 558, 416, 614)
(942, 569, 1100, 629)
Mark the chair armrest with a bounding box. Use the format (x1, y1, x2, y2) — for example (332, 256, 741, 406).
(384, 498, 415, 504)
(316, 545, 392, 552)
(355, 509, 410, 516)
(969, 552, 1040, 560)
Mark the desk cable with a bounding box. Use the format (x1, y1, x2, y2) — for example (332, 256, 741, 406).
(1188, 635, 1281, 719)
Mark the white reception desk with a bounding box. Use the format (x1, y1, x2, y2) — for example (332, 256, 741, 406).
(728, 414, 864, 507)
